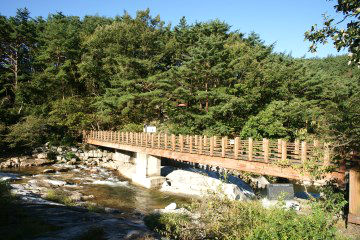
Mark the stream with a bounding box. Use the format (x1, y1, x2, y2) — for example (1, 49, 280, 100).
(4, 165, 191, 214)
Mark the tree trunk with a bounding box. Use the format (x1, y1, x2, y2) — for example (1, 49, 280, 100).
(14, 60, 18, 90)
(205, 82, 209, 112)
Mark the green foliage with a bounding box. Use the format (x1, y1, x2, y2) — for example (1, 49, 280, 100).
(120, 123, 144, 132)
(5, 115, 48, 150)
(145, 193, 348, 240)
(0, 8, 359, 160)
(305, 0, 360, 65)
(65, 152, 78, 161)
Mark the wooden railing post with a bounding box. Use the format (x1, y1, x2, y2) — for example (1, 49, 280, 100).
(171, 134, 176, 151)
(301, 141, 307, 163)
(263, 138, 269, 163)
(234, 137, 240, 159)
(164, 134, 168, 149)
(179, 135, 184, 152)
(281, 140, 287, 161)
(221, 137, 226, 157)
(149, 133, 153, 148)
(194, 135, 198, 146)
(210, 137, 214, 156)
(135, 133, 138, 145)
(158, 133, 161, 148)
(248, 138, 253, 161)
(213, 136, 217, 148)
(295, 139, 300, 160)
(189, 136, 193, 153)
(203, 136, 207, 147)
(199, 136, 203, 154)
(277, 139, 282, 159)
(145, 133, 148, 147)
(140, 133, 143, 146)
(121, 132, 124, 143)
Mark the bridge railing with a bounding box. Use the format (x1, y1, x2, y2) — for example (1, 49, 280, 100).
(83, 131, 331, 166)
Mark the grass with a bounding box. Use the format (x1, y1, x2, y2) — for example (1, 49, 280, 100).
(45, 189, 76, 206)
(144, 193, 349, 240)
(86, 202, 105, 213)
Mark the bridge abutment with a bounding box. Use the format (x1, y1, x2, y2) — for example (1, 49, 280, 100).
(131, 152, 165, 188)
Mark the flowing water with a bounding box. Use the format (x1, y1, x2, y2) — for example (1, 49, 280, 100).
(4, 166, 192, 214)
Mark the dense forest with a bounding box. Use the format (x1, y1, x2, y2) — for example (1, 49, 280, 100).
(0, 8, 359, 156)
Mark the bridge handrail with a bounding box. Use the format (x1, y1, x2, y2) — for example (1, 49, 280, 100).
(83, 130, 332, 166)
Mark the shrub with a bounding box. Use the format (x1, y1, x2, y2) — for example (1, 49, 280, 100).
(145, 194, 348, 240)
(5, 115, 48, 150)
(65, 152, 78, 161)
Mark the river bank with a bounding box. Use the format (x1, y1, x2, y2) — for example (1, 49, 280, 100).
(1, 143, 358, 239)
(0, 164, 177, 239)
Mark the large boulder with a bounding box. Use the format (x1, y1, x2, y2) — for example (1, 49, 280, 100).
(162, 168, 255, 200)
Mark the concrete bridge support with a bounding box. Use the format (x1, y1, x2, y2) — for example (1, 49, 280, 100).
(131, 152, 165, 188)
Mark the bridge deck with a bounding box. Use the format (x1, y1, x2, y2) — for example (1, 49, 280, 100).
(83, 131, 345, 184)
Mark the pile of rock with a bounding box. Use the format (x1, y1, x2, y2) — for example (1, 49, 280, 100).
(0, 155, 54, 168)
(0, 143, 124, 169)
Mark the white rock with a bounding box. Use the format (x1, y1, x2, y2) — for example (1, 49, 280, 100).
(37, 153, 47, 159)
(163, 169, 254, 200)
(156, 207, 191, 215)
(43, 179, 67, 186)
(165, 202, 177, 210)
(43, 169, 56, 174)
(250, 176, 269, 189)
(90, 180, 128, 186)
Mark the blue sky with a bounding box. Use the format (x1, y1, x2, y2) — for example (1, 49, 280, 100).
(0, 0, 346, 58)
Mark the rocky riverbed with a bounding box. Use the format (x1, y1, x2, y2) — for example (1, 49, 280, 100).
(0, 143, 302, 239)
(1, 164, 171, 239)
(0, 144, 195, 239)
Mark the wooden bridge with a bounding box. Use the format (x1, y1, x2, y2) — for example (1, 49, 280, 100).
(83, 130, 344, 184)
(83, 130, 360, 224)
